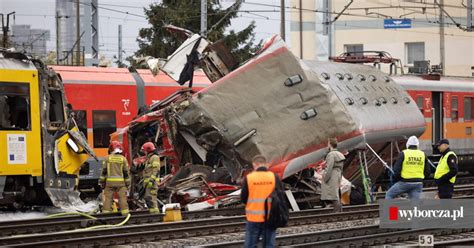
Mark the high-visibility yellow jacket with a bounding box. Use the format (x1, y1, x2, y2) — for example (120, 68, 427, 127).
(100, 154, 130, 187)
(434, 151, 457, 184)
(400, 149, 426, 180)
(143, 154, 160, 188)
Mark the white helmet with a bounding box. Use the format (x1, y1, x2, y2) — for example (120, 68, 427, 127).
(406, 136, 419, 148)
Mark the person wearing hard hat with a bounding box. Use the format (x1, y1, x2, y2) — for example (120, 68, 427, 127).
(385, 136, 430, 200)
(141, 142, 160, 213)
(100, 141, 131, 215)
(434, 139, 458, 199)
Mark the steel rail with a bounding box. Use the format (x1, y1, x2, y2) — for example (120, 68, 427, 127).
(0, 204, 377, 237)
(0, 209, 379, 247)
(206, 225, 474, 247)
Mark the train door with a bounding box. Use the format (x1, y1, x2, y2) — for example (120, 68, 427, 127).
(432, 92, 443, 144)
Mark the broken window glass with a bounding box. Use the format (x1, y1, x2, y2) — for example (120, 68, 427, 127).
(48, 90, 65, 123)
(72, 110, 88, 138)
(0, 83, 30, 130)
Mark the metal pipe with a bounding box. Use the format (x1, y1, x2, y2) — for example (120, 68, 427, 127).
(76, 0, 81, 66)
(280, 0, 285, 40)
(299, 0, 303, 59)
(365, 143, 394, 174)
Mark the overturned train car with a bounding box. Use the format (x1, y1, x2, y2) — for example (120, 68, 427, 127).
(115, 36, 425, 208)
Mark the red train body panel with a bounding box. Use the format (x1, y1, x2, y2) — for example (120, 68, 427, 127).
(393, 75, 474, 170)
(49, 65, 211, 188)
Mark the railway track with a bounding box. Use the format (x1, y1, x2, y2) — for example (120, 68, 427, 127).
(0, 204, 377, 238)
(373, 183, 474, 199)
(374, 175, 474, 190)
(205, 225, 474, 247)
(1, 185, 473, 246)
(0, 206, 379, 247)
(3, 183, 471, 238)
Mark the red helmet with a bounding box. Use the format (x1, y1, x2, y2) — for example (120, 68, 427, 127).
(109, 141, 123, 152)
(141, 142, 156, 154)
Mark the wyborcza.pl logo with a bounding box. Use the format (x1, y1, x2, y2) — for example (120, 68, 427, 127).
(389, 206, 464, 221)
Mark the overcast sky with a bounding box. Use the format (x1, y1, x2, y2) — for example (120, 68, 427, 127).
(0, 0, 289, 63)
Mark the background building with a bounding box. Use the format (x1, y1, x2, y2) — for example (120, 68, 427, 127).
(56, 0, 99, 66)
(290, 0, 474, 77)
(11, 25, 50, 57)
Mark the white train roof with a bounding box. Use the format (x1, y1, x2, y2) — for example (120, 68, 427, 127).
(393, 75, 474, 93)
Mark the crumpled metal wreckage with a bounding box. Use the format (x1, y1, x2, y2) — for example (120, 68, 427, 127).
(113, 34, 425, 211)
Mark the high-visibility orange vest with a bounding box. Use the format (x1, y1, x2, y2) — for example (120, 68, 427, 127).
(245, 171, 276, 222)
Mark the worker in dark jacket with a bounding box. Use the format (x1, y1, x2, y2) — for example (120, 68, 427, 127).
(434, 139, 458, 199)
(100, 141, 131, 215)
(385, 136, 430, 200)
(241, 155, 283, 248)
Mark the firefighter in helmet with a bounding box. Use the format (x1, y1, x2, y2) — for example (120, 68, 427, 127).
(141, 142, 160, 213)
(100, 141, 130, 215)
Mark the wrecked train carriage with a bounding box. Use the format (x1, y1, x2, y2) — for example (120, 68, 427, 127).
(116, 35, 425, 207)
(0, 50, 96, 208)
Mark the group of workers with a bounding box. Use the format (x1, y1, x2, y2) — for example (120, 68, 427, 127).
(99, 141, 161, 215)
(386, 136, 458, 199)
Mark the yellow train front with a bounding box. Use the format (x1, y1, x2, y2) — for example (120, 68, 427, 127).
(0, 50, 95, 208)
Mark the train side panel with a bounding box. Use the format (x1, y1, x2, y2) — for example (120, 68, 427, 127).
(0, 67, 42, 177)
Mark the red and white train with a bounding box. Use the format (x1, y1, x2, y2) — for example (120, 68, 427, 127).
(395, 75, 474, 171)
(51, 66, 211, 188)
(51, 65, 474, 191)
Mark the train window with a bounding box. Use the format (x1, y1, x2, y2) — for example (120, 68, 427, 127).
(465, 97, 473, 121)
(467, 127, 472, 135)
(92, 110, 116, 148)
(0, 83, 30, 130)
(405, 42, 425, 65)
(48, 90, 65, 123)
(416, 96, 424, 113)
(72, 110, 88, 139)
(451, 97, 459, 122)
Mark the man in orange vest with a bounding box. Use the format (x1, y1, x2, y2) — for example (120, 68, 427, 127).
(241, 155, 283, 248)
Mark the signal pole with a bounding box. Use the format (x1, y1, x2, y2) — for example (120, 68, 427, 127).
(201, 0, 207, 36)
(1, 12, 15, 48)
(118, 25, 122, 66)
(76, 0, 81, 66)
(439, 0, 445, 75)
(468, 0, 473, 31)
(280, 0, 285, 40)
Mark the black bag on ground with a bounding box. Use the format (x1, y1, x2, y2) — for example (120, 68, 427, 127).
(264, 175, 290, 229)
